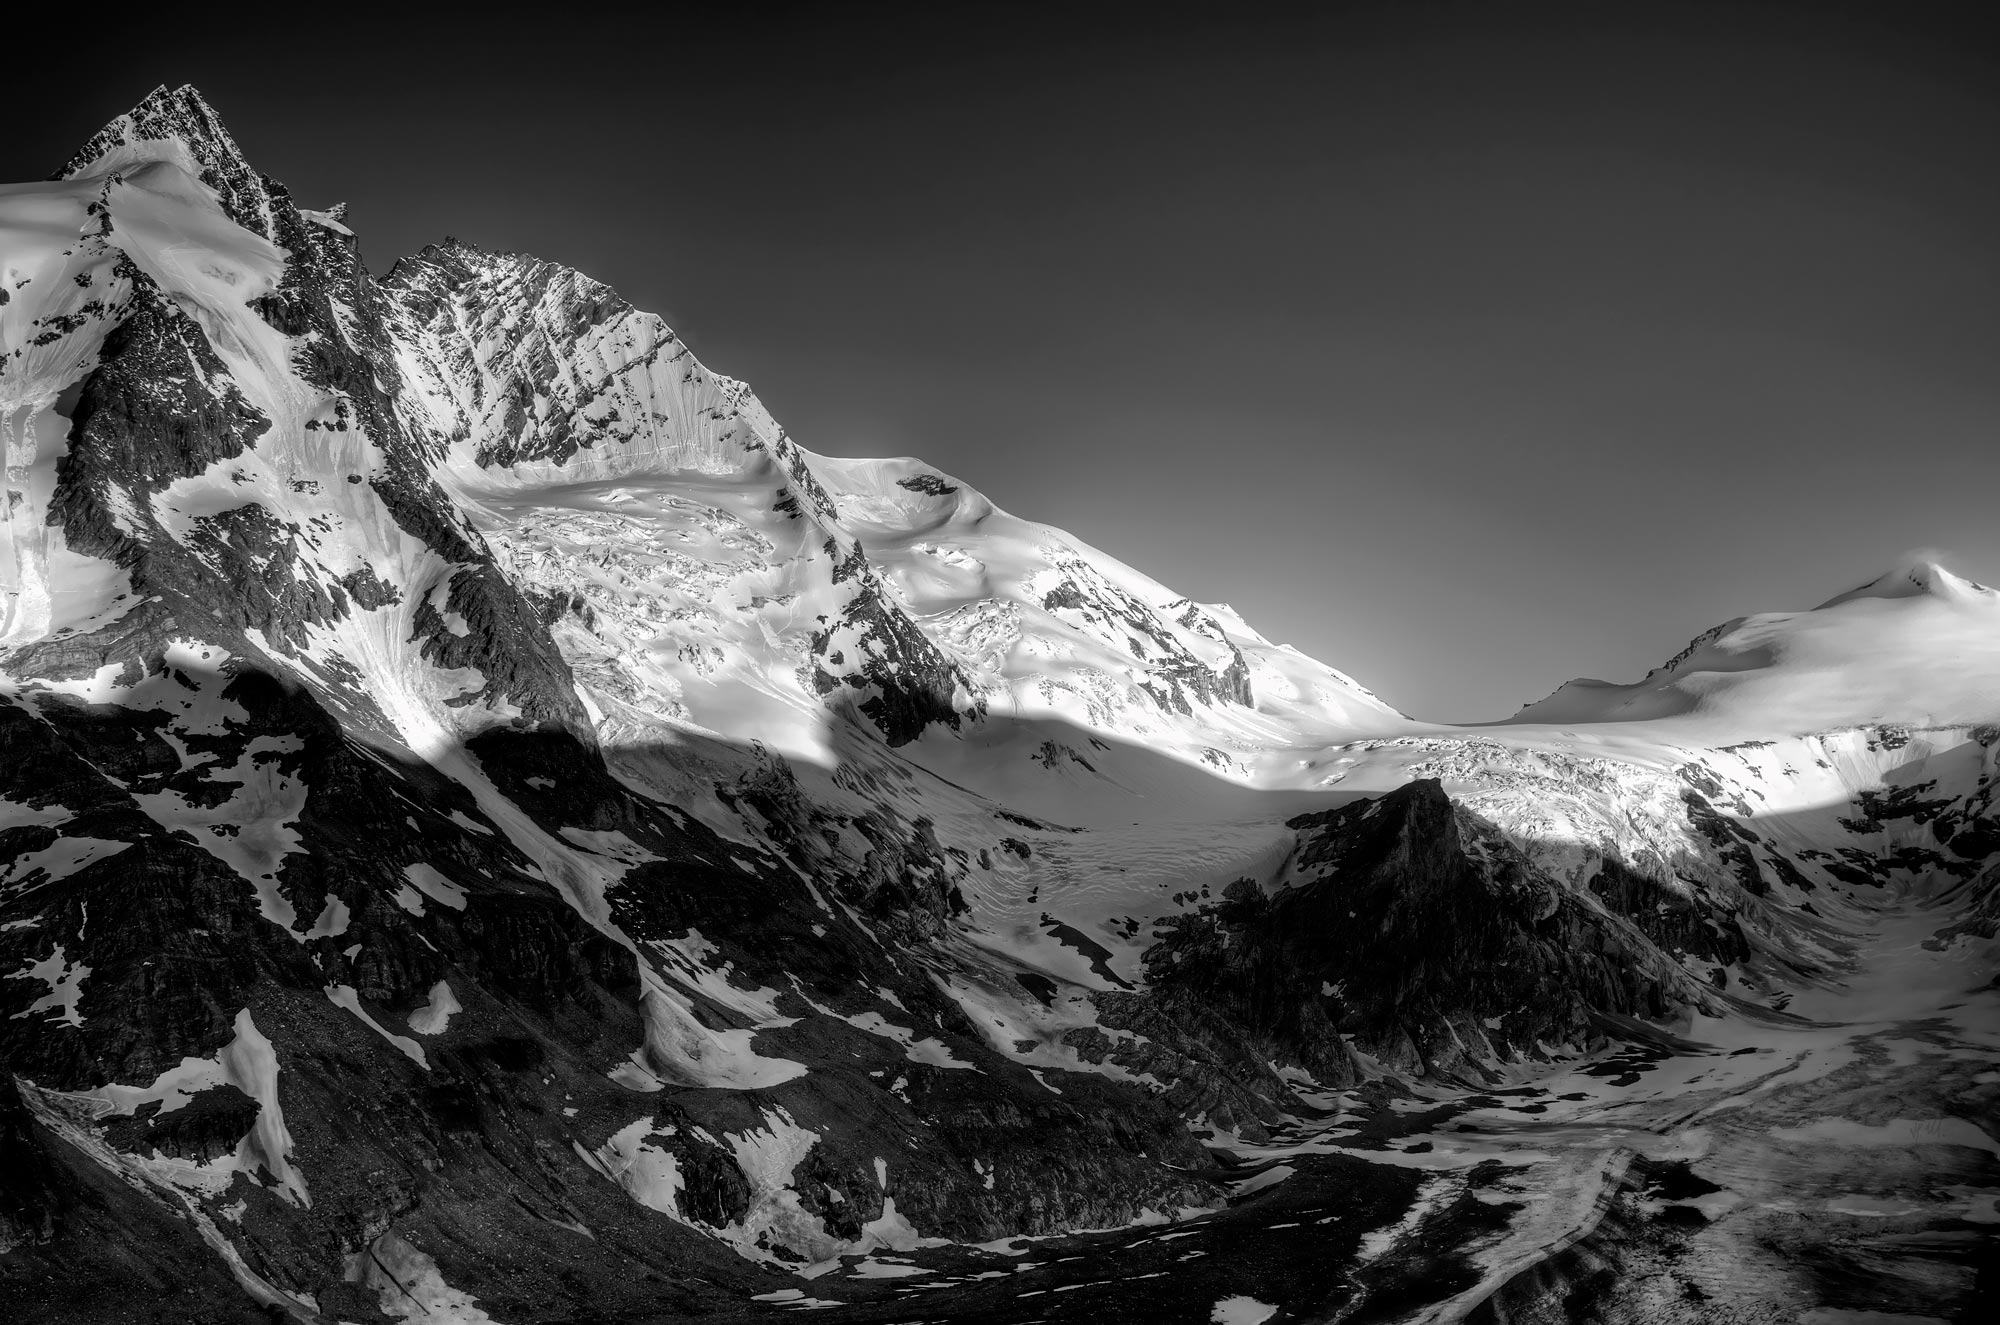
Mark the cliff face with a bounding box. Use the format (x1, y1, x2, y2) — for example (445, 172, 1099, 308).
(1084, 777, 1739, 1125)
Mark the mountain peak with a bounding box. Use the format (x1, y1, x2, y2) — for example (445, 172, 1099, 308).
(59, 85, 236, 175)
(1506, 552, 2000, 734)
(1814, 555, 1995, 610)
(55, 84, 277, 235)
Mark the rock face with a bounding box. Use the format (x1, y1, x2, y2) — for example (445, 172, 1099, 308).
(1135, 781, 1717, 1096)
(2, 86, 1996, 1325)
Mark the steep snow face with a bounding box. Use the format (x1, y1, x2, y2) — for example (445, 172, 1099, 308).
(387, 243, 979, 765)
(1505, 558, 2000, 740)
(800, 453, 1411, 769)
(0, 157, 282, 650)
(3, 87, 588, 764)
(378, 241, 1406, 781)
(2, 86, 291, 654)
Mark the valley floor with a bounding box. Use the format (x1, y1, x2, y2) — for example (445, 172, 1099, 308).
(690, 886, 1999, 1324)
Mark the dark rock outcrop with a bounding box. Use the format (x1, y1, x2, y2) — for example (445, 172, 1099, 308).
(1130, 781, 1713, 1090)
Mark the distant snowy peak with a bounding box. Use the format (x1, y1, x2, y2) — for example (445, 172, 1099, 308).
(1509, 557, 2000, 737)
(1814, 556, 1995, 610)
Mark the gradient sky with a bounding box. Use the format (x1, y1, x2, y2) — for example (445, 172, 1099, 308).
(11, 1, 1996, 721)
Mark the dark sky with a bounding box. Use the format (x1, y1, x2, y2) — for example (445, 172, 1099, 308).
(12, 1, 1997, 720)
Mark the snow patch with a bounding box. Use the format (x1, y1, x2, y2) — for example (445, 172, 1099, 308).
(590, 1117, 685, 1220)
(6, 942, 90, 1025)
(407, 980, 461, 1036)
(345, 1230, 505, 1323)
(219, 1008, 309, 1206)
(326, 984, 429, 1068)
(0, 836, 131, 894)
(1211, 1296, 1279, 1325)
(402, 863, 468, 910)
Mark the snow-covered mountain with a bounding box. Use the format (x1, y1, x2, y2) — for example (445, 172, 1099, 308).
(1507, 556, 2000, 736)
(2, 88, 1994, 1325)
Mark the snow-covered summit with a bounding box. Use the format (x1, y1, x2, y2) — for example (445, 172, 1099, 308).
(56, 84, 283, 239)
(1506, 555, 2000, 739)
(1814, 554, 1995, 609)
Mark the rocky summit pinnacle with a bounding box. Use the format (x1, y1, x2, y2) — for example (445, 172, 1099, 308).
(56, 85, 278, 237)
(1, 89, 1995, 1324)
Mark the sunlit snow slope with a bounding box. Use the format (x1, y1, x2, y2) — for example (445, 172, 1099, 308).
(1506, 557, 2000, 738)
(382, 237, 1411, 808)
